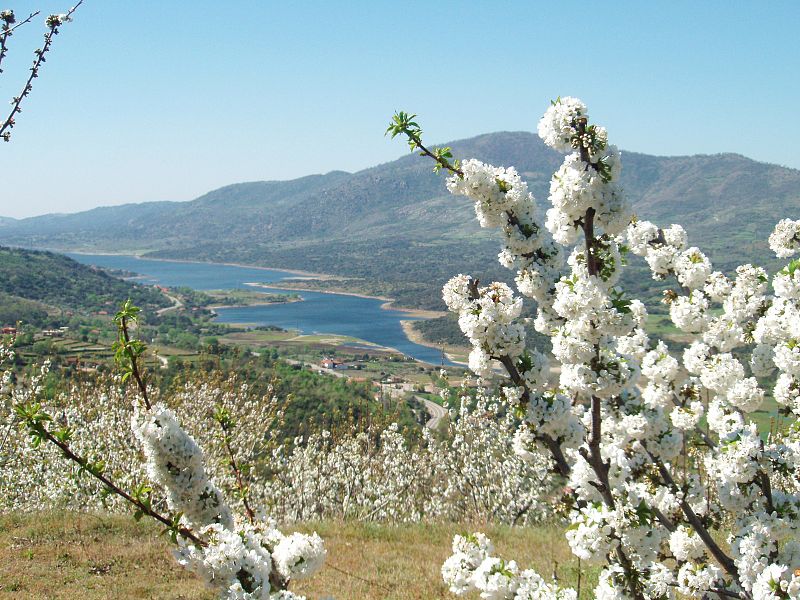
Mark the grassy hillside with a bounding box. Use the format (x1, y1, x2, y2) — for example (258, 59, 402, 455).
(0, 293, 49, 328)
(0, 246, 169, 326)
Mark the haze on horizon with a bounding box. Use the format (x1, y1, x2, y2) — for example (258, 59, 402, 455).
(2, 0, 798, 219)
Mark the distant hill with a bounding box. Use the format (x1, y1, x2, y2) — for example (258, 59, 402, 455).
(0, 246, 169, 327)
(2, 132, 799, 310)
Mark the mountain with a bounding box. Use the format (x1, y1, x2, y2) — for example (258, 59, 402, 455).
(0, 246, 169, 327)
(2, 132, 799, 310)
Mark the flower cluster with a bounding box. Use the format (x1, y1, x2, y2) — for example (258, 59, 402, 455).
(442, 533, 576, 600)
(132, 403, 234, 529)
(536, 96, 590, 154)
(769, 219, 800, 259)
(444, 156, 563, 307)
(176, 521, 325, 600)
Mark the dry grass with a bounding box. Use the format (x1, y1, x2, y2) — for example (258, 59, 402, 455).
(0, 512, 212, 599)
(0, 513, 598, 599)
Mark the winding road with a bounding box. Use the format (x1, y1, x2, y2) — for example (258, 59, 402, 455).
(416, 395, 448, 430)
(156, 292, 183, 315)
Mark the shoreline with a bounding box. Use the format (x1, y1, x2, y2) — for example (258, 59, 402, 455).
(66, 249, 449, 356)
(208, 288, 304, 310)
(244, 282, 446, 319)
(400, 320, 469, 367)
(207, 298, 303, 310)
(66, 250, 336, 280)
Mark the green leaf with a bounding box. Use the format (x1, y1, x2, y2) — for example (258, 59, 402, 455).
(53, 426, 74, 443)
(160, 512, 185, 545)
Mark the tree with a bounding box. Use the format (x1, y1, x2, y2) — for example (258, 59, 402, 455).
(6, 301, 326, 598)
(390, 98, 800, 599)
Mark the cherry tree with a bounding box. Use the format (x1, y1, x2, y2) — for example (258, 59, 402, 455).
(389, 98, 800, 600)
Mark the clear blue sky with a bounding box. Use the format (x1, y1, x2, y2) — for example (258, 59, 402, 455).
(2, 0, 798, 218)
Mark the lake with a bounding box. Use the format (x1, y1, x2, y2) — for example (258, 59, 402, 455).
(66, 254, 455, 366)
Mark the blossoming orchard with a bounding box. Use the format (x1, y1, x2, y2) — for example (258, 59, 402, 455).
(3, 97, 800, 599)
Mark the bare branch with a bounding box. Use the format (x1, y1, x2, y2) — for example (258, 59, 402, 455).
(0, 11, 40, 74)
(0, 1, 82, 142)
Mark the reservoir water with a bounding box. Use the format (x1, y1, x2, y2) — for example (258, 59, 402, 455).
(66, 254, 454, 366)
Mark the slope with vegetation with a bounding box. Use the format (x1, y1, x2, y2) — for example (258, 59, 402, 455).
(2, 133, 798, 315)
(0, 246, 169, 327)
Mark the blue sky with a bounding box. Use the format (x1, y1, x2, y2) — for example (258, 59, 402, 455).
(1, 0, 798, 218)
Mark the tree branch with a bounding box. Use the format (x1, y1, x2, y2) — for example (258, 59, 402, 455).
(645, 446, 739, 582)
(0, 11, 40, 74)
(218, 419, 256, 524)
(0, 1, 82, 142)
(119, 315, 152, 410)
(33, 420, 205, 547)
(402, 129, 463, 177)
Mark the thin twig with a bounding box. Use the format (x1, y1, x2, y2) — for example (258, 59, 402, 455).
(120, 315, 151, 409)
(0, 414, 17, 460)
(0, 1, 82, 141)
(404, 129, 463, 177)
(219, 423, 256, 524)
(4, 11, 40, 36)
(708, 587, 746, 599)
(325, 561, 394, 593)
(0, 11, 40, 74)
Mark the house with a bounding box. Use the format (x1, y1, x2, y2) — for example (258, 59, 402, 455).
(321, 358, 337, 369)
(1, 326, 16, 336)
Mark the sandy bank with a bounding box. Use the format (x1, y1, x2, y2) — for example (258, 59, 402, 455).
(400, 321, 469, 367)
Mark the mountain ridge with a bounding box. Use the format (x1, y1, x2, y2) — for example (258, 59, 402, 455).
(2, 131, 799, 310)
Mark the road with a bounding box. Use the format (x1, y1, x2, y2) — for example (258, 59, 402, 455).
(415, 395, 448, 430)
(156, 292, 183, 316)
